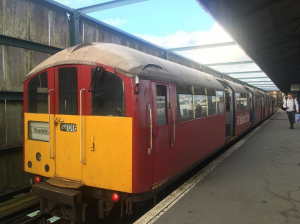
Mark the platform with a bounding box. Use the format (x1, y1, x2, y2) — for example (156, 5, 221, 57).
(138, 111, 300, 224)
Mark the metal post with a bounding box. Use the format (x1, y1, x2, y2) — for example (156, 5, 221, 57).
(74, 11, 81, 46)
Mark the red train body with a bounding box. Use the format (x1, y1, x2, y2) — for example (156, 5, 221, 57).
(23, 43, 274, 222)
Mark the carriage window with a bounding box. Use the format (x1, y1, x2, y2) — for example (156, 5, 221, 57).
(236, 93, 241, 110)
(216, 91, 224, 114)
(156, 85, 167, 125)
(58, 67, 78, 115)
(236, 93, 249, 111)
(194, 86, 207, 118)
(255, 97, 261, 107)
(207, 88, 216, 116)
(241, 93, 248, 110)
(91, 69, 125, 117)
(176, 84, 193, 121)
(28, 72, 48, 113)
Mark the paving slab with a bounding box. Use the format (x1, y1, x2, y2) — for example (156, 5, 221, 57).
(154, 111, 300, 224)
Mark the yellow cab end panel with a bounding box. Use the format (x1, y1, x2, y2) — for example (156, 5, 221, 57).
(82, 116, 133, 193)
(24, 113, 55, 177)
(54, 115, 82, 181)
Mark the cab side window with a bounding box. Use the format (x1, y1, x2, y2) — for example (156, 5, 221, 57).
(28, 72, 48, 113)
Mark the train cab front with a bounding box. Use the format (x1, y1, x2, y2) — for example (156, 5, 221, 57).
(23, 64, 133, 222)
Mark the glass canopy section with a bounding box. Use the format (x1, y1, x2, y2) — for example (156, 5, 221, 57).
(171, 42, 279, 91)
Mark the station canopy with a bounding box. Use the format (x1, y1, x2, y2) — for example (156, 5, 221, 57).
(195, 0, 300, 93)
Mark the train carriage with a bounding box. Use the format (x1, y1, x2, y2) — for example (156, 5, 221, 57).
(245, 87, 262, 125)
(217, 80, 251, 139)
(23, 43, 274, 222)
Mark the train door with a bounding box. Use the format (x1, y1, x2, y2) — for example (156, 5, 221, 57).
(248, 91, 253, 110)
(151, 82, 171, 187)
(54, 66, 83, 181)
(224, 86, 234, 139)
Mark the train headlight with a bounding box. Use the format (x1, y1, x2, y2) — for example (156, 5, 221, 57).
(28, 121, 49, 142)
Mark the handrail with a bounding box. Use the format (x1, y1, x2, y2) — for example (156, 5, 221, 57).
(173, 106, 176, 143)
(147, 104, 152, 155)
(48, 89, 54, 159)
(80, 88, 86, 164)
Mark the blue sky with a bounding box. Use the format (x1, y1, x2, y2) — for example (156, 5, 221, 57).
(54, 0, 277, 90)
(55, 0, 215, 35)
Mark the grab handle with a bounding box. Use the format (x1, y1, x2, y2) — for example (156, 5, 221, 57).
(48, 89, 54, 159)
(172, 105, 176, 144)
(147, 104, 152, 155)
(80, 88, 86, 164)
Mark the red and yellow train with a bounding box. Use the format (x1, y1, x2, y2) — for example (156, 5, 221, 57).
(23, 43, 275, 222)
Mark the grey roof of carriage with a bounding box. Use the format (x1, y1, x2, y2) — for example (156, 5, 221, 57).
(244, 86, 261, 96)
(25, 43, 225, 90)
(216, 79, 249, 94)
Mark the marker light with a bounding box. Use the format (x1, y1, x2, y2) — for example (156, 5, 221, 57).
(111, 193, 119, 202)
(35, 176, 40, 183)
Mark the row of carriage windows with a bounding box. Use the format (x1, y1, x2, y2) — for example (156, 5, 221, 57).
(176, 84, 224, 122)
(28, 69, 266, 121)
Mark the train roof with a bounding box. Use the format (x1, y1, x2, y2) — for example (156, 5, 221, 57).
(25, 43, 224, 90)
(244, 86, 261, 96)
(216, 79, 249, 94)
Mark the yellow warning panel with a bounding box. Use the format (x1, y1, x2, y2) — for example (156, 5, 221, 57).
(24, 113, 55, 177)
(82, 116, 132, 193)
(54, 115, 82, 181)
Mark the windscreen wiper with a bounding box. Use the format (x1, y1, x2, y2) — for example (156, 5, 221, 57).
(89, 66, 102, 92)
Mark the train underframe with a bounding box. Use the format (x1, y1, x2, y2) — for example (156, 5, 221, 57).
(32, 181, 134, 223)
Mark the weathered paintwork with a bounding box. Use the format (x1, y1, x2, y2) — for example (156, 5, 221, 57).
(6, 101, 23, 145)
(0, 101, 5, 147)
(24, 65, 134, 193)
(5, 46, 28, 92)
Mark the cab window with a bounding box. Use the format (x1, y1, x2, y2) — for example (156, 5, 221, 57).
(27, 72, 48, 113)
(91, 68, 125, 117)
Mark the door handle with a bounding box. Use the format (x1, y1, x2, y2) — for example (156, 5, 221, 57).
(153, 129, 156, 138)
(54, 117, 64, 125)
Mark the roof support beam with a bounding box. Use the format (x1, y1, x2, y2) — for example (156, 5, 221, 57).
(0, 92, 23, 101)
(76, 0, 147, 15)
(225, 71, 263, 75)
(73, 0, 147, 45)
(168, 42, 236, 51)
(0, 35, 62, 54)
(204, 61, 254, 66)
(245, 81, 274, 83)
(237, 77, 270, 80)
(252, 85, 277, 86)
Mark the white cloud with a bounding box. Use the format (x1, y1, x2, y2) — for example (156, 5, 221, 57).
(135, 23, 253, 66)
(135, 23, 275, 89)
(103, 18, 128, 27)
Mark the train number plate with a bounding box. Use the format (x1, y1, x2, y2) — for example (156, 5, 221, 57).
(60, 123, 77, 132)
